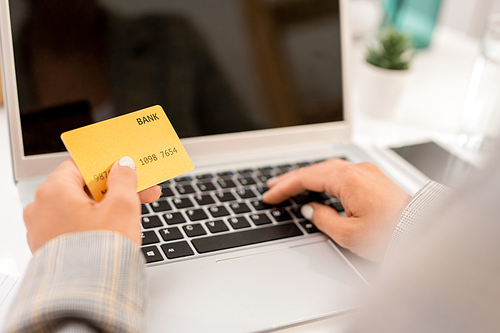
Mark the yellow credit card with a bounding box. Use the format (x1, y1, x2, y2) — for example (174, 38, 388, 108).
(61, 105, 194, 201)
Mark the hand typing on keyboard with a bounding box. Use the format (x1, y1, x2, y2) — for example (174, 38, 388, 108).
(263, 159, 411, 262)
(23, 157, 161, 253)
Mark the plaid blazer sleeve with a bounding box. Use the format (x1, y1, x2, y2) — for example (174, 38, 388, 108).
(382, 180, 451, 268)
(3, 231, 147, 333)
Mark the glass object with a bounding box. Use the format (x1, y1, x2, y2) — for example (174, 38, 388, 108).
(457, 13, 500, 153)
(383, 0, 442, 49)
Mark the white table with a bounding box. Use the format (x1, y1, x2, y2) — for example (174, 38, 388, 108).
(0, 26, 480, 332)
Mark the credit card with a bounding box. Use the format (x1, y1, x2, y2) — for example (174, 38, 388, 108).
(61, 105, 194, 201)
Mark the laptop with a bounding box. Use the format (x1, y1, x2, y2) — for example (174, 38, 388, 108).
(0, 0, 427, 331)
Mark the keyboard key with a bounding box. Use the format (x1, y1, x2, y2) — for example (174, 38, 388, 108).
(197, 181, 216, 192)
(238, 168, 254, 174)
(270, 209, 293, 222)
(160, 187, 175, 198)
(141, 215, 163, 229)
(141, 204, 149, 215)
(257, 166, 273, 174)
(164, 212, 186, 225)
(299, 221, 320, 234)
(194, 194, 216, 206)
(331, 201, 345, 212)
(159, 227, 183, 241)
(291, 207, 303, 219)
(278, 164, 293, 173)
(186, 209, 209, 221)
(205, 220, 229, 233)
(250, 200, 272, 211)
(230, 202, 251, 214)
(217, 179, 236, 189)
(296, 162, 311, 168)
(141, 231, 160, 245)
(216, 191, 236, 202)
(150, 200, 172, 213)
(256, 174, 273, 183)
(196, 173, 214, 179)
(291, 192, 311, 205)
(191, 223, 303, 254)
(237, 177, 256, 186)
(256, 186, 269, 195)
(236, 188, 256, 199)
(174, 176, 192, 182)
(183, 223, 207, 237)
(208, 205, 230, 218)
(172, 197, 194, 209)
(227, 216, 251, 229)
(141, 246, 164, 263)
(249, 213, 272, 226)
(275, 199, 292, 208)
(310, 192, 331, 202)
(161, 241, 194, 259)
(217, 171, 234, 177)
(176, 184, 195, 195)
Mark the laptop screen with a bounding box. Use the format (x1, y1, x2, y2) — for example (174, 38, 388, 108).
(9, 0, 343, 156)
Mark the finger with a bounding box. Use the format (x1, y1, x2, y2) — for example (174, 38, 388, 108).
(34, 159, 91, 205)
(138, 185, 162, 203)
(303, 202, 354, 249)
(263, 159, 349, 204)
(103, 156, 139, 205)
(48, 158, 86, 189)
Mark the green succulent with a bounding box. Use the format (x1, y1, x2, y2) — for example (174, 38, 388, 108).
(365, 27, 412, 70)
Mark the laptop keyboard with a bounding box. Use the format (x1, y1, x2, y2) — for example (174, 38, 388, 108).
(140, 158, 346, 264)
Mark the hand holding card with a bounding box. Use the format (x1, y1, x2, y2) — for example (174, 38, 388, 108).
(61, 105, 194, 201)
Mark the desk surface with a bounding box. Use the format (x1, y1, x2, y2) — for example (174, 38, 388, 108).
(0, 26, 480, 332)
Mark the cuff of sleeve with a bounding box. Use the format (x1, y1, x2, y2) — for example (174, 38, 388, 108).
(4, 231, 146, 333)
(382, 180, 451, 268)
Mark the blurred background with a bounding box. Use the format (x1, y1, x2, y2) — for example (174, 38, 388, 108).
(350, 0, 500, 39)
(3, 0, 499, 106)
(441, 0, 500, 38)
(3, 0, 500, 149)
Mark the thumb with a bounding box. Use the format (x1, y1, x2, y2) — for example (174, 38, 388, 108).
(104, 156, 139, 204)
(301, 202, 352, 249)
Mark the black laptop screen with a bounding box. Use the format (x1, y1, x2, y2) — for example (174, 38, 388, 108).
(9, 0, 343, 156)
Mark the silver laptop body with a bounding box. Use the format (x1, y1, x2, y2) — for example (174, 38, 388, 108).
(0, 0, 427, 331)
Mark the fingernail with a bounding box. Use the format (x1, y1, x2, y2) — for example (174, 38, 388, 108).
(301, 204, 314, 220)
(118, 156, 135, 170)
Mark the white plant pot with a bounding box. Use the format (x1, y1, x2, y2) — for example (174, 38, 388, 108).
(357, 60, 412, 119)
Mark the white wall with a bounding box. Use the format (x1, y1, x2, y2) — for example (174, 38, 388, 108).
(440, 0, 500, 38)
(348, 0, 500, 40)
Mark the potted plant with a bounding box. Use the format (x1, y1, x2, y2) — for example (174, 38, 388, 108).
(358, 27, 413, 118)
(366, 27, 412, 70)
